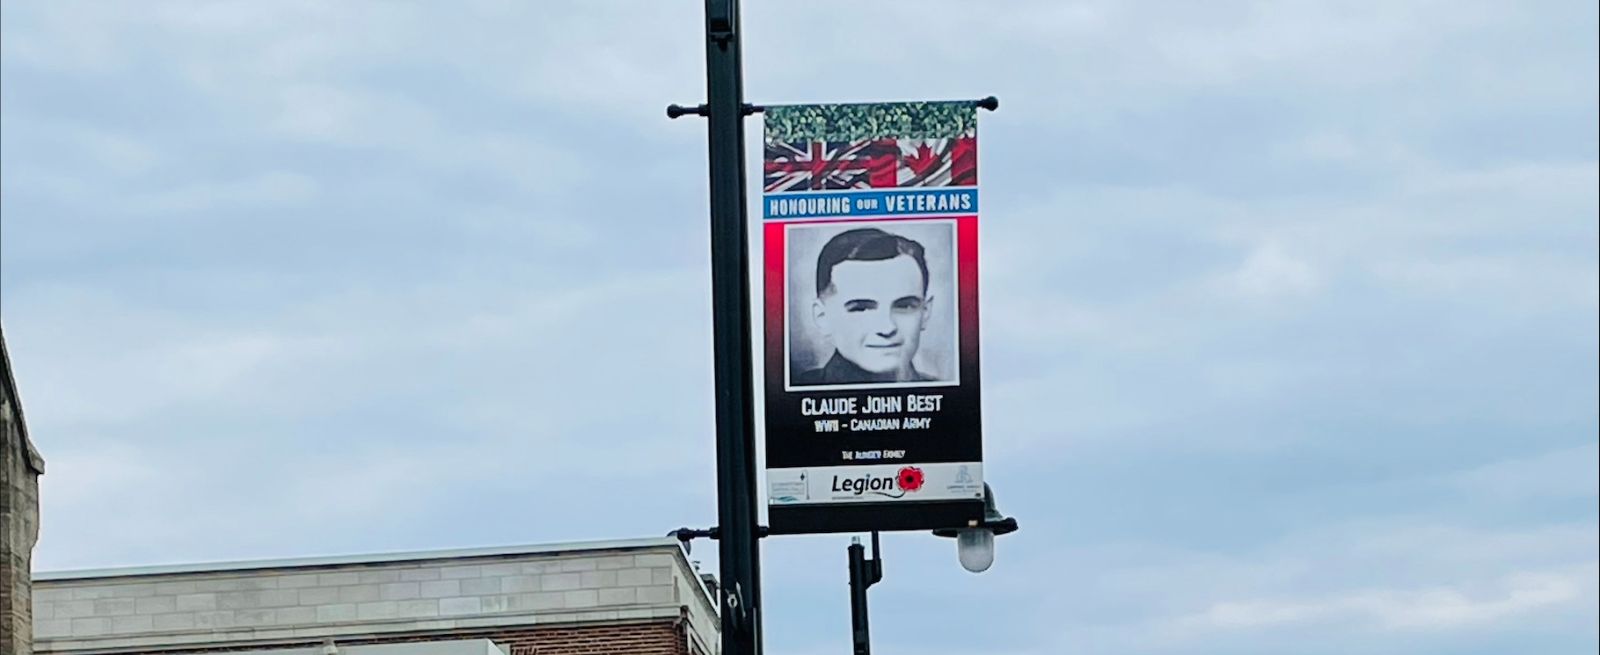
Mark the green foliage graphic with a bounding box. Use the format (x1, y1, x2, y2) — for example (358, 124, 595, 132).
(764, 101, 977, 142)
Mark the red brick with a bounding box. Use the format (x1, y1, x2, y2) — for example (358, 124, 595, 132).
(118, 616, 697, 655)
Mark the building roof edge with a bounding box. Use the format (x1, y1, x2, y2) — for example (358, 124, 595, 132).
(36, 537, 684, 581)
(0, 320, 44, 474)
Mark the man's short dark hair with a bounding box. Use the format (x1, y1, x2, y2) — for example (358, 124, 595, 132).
(815, 227, 930, 297)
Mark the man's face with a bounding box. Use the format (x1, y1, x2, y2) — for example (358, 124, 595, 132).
(814, 254, 931, 376)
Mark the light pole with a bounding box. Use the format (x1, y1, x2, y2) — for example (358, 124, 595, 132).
(667, 0, 762, 653)
(847, 533, 884, 655)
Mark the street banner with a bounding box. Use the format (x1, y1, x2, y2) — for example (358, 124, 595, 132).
(763, 101, 986, 534)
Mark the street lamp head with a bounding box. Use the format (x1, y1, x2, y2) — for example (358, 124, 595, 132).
(932, 483, 1018, 573)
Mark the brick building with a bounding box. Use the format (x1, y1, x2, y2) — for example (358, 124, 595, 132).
(31, 538, 719, 655)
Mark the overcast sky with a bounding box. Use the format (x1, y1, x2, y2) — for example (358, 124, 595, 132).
(2, 2, 1596, 654)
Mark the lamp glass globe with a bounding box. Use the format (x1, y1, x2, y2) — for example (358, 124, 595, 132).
(956, 527, 995, 573)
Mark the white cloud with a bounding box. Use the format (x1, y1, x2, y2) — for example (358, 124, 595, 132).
(1447, 443, 1600, 502)
(1177, 562, 1597, 632)
(8, 303, 330, 428)
(1215, 241, 1321, 300)
(36, 440, 163, 508)
(128, 171, 319, 214)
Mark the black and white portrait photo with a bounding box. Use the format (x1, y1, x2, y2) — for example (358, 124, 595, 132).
(786, 220, 958, 389)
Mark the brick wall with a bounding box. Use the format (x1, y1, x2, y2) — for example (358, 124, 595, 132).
(117, 619, 690, 655)
(496, 621, 683, 655)
(413, 621, 686, 655)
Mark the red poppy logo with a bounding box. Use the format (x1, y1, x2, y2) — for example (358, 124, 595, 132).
(896, 466, 925, 493)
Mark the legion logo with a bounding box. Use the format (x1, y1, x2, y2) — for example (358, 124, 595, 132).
(830, 466, 925, 499)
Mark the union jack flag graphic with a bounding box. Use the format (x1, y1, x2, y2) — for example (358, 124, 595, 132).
(763, 140, 898, 192)
(763, 137, 977, 193)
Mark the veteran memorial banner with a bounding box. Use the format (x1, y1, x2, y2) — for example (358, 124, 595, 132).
(762, 101, 986, 534)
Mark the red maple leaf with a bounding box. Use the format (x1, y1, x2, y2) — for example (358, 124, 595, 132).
(904, 143, 940, 177)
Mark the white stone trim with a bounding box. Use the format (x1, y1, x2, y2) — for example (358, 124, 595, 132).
(35, 538, 681, 581)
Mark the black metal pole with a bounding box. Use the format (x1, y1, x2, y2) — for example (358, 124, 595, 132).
(848, 533, 884, 655)
(848, 541, 870, 655)
(701, 0, 761, 654)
